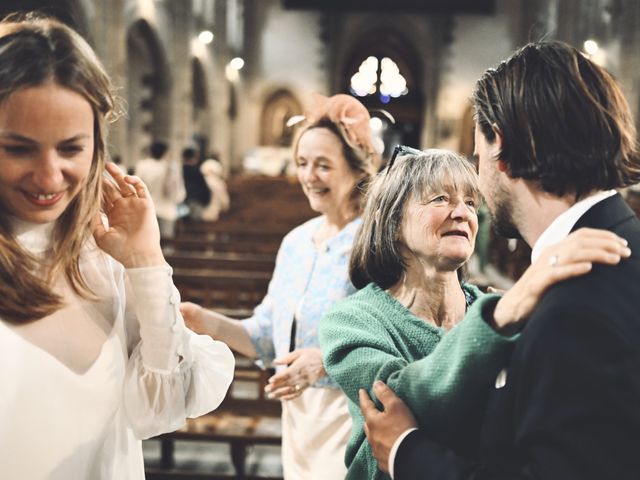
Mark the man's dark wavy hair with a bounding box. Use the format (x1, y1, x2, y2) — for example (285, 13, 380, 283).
(473, 41, 640, 199)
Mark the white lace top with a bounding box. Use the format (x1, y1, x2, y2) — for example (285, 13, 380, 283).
(0, 220, 234, 479)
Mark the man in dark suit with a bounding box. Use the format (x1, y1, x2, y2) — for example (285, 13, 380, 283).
(359, 41, 640, 479)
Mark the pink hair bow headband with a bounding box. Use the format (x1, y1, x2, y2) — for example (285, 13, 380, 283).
(288, 93, 376, 154)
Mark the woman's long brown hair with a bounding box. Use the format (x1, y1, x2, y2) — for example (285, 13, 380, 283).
(0, 14, 116, 323)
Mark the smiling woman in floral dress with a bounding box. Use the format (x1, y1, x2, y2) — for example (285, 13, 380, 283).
(181, 94, 380, 479)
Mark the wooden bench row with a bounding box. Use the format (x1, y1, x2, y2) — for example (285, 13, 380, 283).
(220, 175, 315, 227)
(149, 357, 283, 480)
(173, 268, 270, 311)
(156, 190, 301, 478)
(176, 218, 293, 238)
(166, 251, 276, 273)
(163, 236, 281, 255)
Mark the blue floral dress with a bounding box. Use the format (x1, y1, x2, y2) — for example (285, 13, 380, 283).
(242, 216, 359, 387)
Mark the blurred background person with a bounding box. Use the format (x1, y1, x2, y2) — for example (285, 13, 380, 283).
(181, 146, 211, 220)
(180, 94, 380, 479)
(200, 152, 230, 221)
(135, 140, 185, 238)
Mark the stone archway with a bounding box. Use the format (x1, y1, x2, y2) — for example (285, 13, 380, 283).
(126, 19, 171, 163)
(260, 89, 303, 147)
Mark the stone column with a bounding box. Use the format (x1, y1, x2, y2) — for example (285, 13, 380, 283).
(167, 0, 195, 159)
(227, 0, 245, 171)
(209, 0, 233, 172)
(89, 0, 128, 166)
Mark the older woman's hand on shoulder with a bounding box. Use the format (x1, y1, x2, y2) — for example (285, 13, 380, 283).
(492, 228, 631, 332)
(93, 162, 165, 268)
(265, 347, 327, 400)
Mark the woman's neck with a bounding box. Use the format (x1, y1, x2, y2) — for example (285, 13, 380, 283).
(11, 217, 56, 254)
(315, 206, 358, 245)
(387, 262, 466, 330)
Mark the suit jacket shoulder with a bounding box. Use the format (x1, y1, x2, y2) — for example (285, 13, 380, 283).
(478, 193, 640, 479)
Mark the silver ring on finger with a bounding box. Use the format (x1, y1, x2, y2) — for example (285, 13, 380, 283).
(293, 384, 301, 392)
(548, 254, 559, 267)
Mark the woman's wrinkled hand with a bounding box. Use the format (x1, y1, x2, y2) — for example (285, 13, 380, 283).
(93, 162, 164, 268)
(265, 347, 327, 401)
(493, 227, 631, 331)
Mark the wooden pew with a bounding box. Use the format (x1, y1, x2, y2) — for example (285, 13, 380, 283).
(176, 219, 292, 240)
(166, 251, 276, 273)
(163, 235, 281, 255)
(171, 227, 285, 248)
(221, 175, 316, 227)
(148, 356, 283, 480)
(150, 176, 313, 478)
(173, 268, 270, 311)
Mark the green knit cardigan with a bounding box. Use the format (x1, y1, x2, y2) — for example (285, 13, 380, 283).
(319, 282, 513, 480)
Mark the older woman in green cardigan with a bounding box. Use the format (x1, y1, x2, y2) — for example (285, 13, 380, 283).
(319, 147, 627, 480)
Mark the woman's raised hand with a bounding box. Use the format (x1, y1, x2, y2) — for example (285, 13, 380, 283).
(93, 162, 165, 268)
(493, 228, 631, 330)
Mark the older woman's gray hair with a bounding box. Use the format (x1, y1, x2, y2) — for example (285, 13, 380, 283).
(350, 148, 480, 289)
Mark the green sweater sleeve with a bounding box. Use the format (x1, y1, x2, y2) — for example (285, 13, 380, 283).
(321, 289, 517, 457)
(387, 294, 517, 454)
(321, 296, 425, 406)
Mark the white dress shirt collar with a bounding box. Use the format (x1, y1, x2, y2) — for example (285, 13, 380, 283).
(530, 190, 617, 263)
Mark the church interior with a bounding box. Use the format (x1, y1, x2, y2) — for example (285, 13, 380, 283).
(5, 0, 640, 478)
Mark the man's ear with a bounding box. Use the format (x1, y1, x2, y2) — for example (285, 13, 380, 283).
(491, 124, 503, 152)
(491, 125, 509, 174)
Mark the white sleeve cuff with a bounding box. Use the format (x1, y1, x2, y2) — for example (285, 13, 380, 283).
(126, 264, 183, 371)
(388, 427, 419, 479)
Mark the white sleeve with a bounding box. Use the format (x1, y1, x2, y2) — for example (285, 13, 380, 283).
(121, 265, 235, 439)
(389, 428, 419, 479)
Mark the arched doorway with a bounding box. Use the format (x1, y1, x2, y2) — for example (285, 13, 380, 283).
(340, 29, 423, 164)
(126, 19, 171, 163)
(260, 89, 303, 147)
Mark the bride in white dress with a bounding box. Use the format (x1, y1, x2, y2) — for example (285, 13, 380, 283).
(0, 14, 234, 479)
